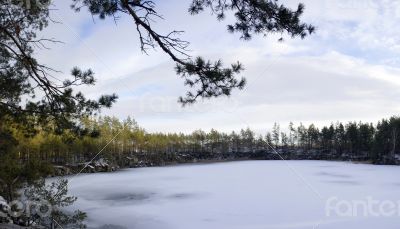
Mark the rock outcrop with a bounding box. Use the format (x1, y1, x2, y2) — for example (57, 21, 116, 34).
(0, 196, 12, 225)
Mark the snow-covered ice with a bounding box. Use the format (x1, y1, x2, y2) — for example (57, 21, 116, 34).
(66, 161, 400, 229)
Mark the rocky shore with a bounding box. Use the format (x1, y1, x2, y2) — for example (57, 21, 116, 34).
(51, 149, 400, 176)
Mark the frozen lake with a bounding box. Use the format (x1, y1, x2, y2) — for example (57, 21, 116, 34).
(67, 160, 400, 229)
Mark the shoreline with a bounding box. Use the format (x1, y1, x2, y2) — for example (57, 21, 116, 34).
(53, 155, 389, 178)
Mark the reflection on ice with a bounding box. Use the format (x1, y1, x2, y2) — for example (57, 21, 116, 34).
(103, 192, 155, 202)
(322, 180, 361, 185)
(315, 171, 352, 178)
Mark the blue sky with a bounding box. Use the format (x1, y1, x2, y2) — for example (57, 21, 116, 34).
(36, 0, 400, 133)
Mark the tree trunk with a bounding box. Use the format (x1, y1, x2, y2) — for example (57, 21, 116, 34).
(392, 128, 397, 158)
(7, 184, 13, 202)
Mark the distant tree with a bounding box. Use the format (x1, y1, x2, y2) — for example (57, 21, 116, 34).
(240, 128, 255, 152)
(192, 130, 207, 153)
(255, 135, 265, 151)
(334, 122, 346, 154)
(373, 119, 391, 160)
(318, 124, 335, 151)
(229, 131, 241, 153)
(208, 129, 221, 153)
(219, 133, 230, 153)
(358, 122, 374, 154)
(389, 117, 400, 156)
(307, 124, 319, 149)
(346, 122, 359, 155)
(328, 124, 335, 150)
(272, 123, 280, 147)
(280, 132, 288, 149)
(265, 132, 273, 149)
(6, 115, 400, 167)
(372, 117, 400, 160)
(297, 123, 307, 149)
(288, 122, 297, 148)
(320, 126, 330, 150)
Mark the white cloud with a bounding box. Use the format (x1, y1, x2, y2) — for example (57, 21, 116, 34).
(98, 50, 400, 133)
(34, 0, 400, 133)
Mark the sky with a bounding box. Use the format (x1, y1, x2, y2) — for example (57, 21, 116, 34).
(35, 0, 400, 134)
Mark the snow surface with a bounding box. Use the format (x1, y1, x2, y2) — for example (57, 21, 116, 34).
(66, 161, 400, 229)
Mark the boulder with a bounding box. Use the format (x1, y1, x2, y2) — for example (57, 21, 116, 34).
(0, 196, 12, 224)
(53, 166, 72, 176)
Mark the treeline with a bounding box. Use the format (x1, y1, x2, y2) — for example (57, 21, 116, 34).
(5, 116, 400, 166)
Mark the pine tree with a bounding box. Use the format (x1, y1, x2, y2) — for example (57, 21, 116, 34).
(71, 0, 314, 104)
(24, 179, 86, 229)
(272, 123, 280, 148)
(288, 122, 297, 148)
(265, 132, 273, 149)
